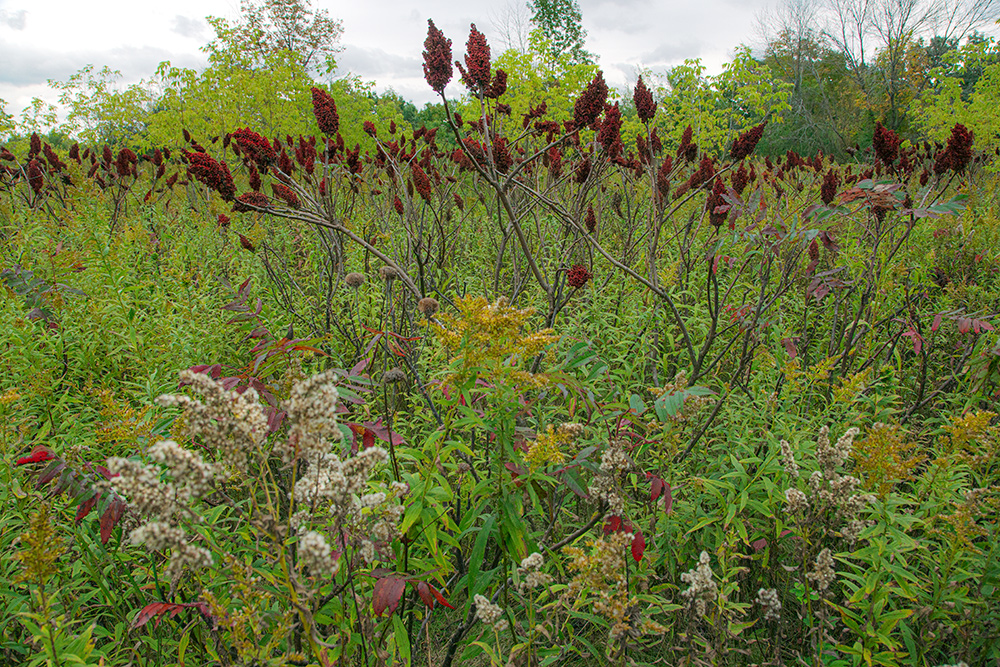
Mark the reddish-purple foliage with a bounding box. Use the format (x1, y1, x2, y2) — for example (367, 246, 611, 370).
(27, 159, 44, 195)
(492, 137, 513, 173)
(573, 71, 608, 129)
(706, 179, 728, 228)
(597, 103, 623, 160)
(116, 148, 137, 179)
(412, 163, 432, 202)
(656, 157, 672, 200)
(731, 163, 748, 195)
(633, 76, 656, 122)
(185, 151, 235, 200)
(821, 168, 839, 205)
(233, 191, 271, 213)
(43, 144, 67, 172)
(872, 122, 901, 166)
(271, 182, 300, 208)
(567, 264, 592, 288)
(676, 125, 697, 162)
(933, 123, 974, 174)
(231, 127, 276, 168)
(311, 87, 340, 135)
(730, 122, 766, 161)
(423, 20, 453, 93)
(486, 68, 508, 99)
(459, 24, 492, 94)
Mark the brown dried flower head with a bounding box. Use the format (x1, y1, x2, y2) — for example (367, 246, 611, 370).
(345, 272, 365, 288)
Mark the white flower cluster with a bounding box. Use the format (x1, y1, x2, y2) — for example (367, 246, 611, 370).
(517, 552, 553, 594)
(156, 371, 268, 476)
(130, 521, 212, 579)
(680, 551, 719, 618)
(779, 439, 799, 477)
(281, 370, 343, 460)
(756, 587, 782, 621)
(298, 530, 338, 577)
(474, 594, 507, 630)
(293, 447, 389, 511)
(807, 548, 836, 593)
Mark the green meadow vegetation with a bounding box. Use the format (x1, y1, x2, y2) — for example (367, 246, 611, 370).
(1, 1, 1000, 665)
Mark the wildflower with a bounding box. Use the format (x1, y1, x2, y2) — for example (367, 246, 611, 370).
(567, 264, 592, 288)
(422, 20, 453, 93)
(43, 144, 66, 172)
(633, 76, 656, 122)
(757, 587, 781, 620)
(784, 487, 809, 513)
(656, 157, 672, 201)
(779, 439, 799, 477)
(517, 552, 553, 593)
(417, 297, 439, 317)
(232, 191, 270, 213)
(310, 87, 339, 135)
(729, 122, 766, 161)
(573, 71, 608, 129)
(688, 155, 715, 189)
(807, 548, 836, 592)
(474, 594, 504, 626)
(29, 132, 41, 159)
(680, 551, 719, 617)
(130, 521, 212, 580)
(298, 531, 337, 577)
(574, 157, 591, 184)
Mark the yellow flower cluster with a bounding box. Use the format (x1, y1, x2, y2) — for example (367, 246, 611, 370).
(853, 422, 925, 497)
(92, 387, 152, 448)
(431, 296, 558, 390)
(525, 423, 584, 469)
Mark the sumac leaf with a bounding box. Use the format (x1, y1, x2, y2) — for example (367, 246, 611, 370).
(373, 575, 407, 617)
(16, 446, 55, 466)
(631, 530, 646, 563)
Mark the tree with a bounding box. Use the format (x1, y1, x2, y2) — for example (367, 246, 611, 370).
(528, 0, 594, 65)
(205, 0, 343, 74)
(48, 65, 158, 146)
(0, 98, 14, 140)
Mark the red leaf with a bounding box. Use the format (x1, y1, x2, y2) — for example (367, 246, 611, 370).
(131, 601, 210, 630)
(16, 446, 55, 466)
(662, 483, 674, 514)
(931, 312, 943, 332)
(373, 575, 407, 617)
(781, 337, 799, 359)
(631, 530, 646, 563)
(362, 418, 407, 447)
(751, 538, 768, 552)
(100, 497, 127, 544)
(646, 473, 664, 502)
(413, 581, 435, 609)
(75, 492, 100, 524)
(428, 583, 455, 609)
(603, 515, 623, 536)
(36, 461, 67, 488)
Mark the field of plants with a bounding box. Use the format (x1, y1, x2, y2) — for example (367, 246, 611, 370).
(2, 7, 1000, 667)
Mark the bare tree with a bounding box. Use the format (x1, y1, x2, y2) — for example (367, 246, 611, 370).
(490, 1, 533, 53)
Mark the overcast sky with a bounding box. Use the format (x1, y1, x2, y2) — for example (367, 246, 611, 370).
(2, 0, 773, 122)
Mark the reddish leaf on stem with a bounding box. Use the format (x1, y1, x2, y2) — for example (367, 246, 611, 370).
(373, 575, 407, 616)
(16, 446, 55, 466)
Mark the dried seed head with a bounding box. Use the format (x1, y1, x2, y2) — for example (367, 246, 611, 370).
(378, 266, 399, 281)
(383, 368, 406, 384)
(417, 297, 440, 317)
(345, 272, 365, 288)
